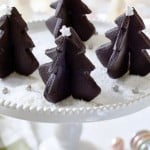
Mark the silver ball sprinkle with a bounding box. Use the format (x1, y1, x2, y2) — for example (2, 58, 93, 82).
(26, 85, 32, 91)
(112, 85, 119, 92)
(2, 88, 9, 95)
(132, 88, 139, 94)
(88, 43, 94, 49)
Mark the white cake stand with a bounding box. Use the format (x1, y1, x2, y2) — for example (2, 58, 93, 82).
(0, 21, 150, 150)
(0, 92, 150, 150)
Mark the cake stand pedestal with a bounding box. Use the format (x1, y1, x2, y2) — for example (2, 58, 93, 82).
(0, 93, 150, 150)
(39, 123, 83, 150)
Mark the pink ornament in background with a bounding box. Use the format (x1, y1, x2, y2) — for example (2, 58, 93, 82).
(131, 130, 150, 150)
(112, 137, 124, 150)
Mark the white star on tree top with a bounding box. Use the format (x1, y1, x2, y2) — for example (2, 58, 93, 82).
(125, 6, 134, 16)
(60, 25, 71, 37)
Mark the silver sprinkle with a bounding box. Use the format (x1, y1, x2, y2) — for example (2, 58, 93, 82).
(26, 85, 32, 91)
(88, 43, 94, 49)
(112, 85, 119, 92)
(132, 88, 139, 94)
(2, 88, 9, 94)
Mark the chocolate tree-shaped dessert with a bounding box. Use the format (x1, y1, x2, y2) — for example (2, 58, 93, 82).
(39, 26, 100, 103)
(0, 7, 39, 78)
(46, 0, 96, 41)
(0, 16, 13, 78)
(96, 7, 150, 79)
(10, 7, 39, 75)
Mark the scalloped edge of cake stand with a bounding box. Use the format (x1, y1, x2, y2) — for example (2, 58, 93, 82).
(0, 93, 149, 123)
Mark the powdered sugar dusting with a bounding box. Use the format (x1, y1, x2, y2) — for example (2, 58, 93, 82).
(0, 5, 11, 16)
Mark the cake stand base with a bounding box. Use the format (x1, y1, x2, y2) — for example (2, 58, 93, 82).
(39, 123, 83, 150)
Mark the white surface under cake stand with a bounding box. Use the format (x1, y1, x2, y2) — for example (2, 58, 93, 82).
(0, 21, 150, 150)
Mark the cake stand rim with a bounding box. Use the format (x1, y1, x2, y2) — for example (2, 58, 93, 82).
(0, 93, 149, 123)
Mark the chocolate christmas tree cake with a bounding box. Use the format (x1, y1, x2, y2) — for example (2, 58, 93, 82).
(96, 7, 150, 79)
(39, 26, 100, 103)
(0, 7, 39, 78)
(46, 0, 96, 41)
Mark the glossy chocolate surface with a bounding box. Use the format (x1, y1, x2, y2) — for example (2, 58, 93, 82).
(96, 8, 150, 78)
(39, 28, 101, 103)
(0, 7, 39, 78)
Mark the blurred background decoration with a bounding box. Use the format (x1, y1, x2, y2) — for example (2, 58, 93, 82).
(0, 116, 38, 150)
(0, 0, 150, 21)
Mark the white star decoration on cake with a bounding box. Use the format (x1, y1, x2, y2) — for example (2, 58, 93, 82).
(60, 25, 71, 37)
(125, 6, 134, 16)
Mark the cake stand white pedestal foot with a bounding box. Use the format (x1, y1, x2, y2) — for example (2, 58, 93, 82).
(39, 123, 83, 150)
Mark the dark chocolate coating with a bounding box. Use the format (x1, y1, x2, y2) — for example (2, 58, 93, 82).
(0, 7, 39, 78)
(39, 28, 101, 103)
(71, 71, 100, 101)
(96, 8, 150, 78)
(130, 49, 150, 76)
(46, 0, 95, 41)
(10, 7, 39, 76)
(39, 54, 71, 103)
(96, 27, 119, 67)
(50, 1, 58, 9)
(107, 16, 130, 78)
(46, 1, 58, 34)
(39, 37, 71, 103)
(46, 48, 57, 60)
(46, 16, 57, 34)
(0, 16, 14, 78)
(69, 15, 96, 41)
(128, 10, 150, 76)
(39, 62, 53, 84)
